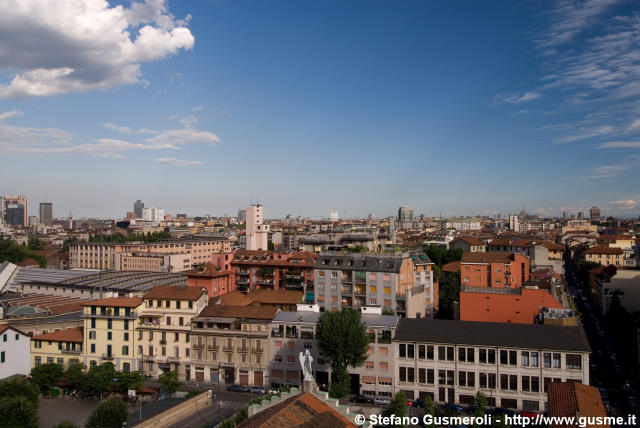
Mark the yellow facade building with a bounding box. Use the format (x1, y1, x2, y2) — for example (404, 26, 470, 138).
(31, 327, 84, 368)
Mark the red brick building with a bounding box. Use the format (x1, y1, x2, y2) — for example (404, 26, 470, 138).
(460, 252, 530, 289)
(185, 263, 234, 298)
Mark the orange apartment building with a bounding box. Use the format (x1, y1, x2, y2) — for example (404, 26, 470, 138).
(460, 252, 530, 289)
(230, 250, 317, 292)
(185, 263, 234, 298)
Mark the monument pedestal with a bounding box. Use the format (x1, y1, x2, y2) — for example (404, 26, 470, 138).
(303, 379, 317, 393)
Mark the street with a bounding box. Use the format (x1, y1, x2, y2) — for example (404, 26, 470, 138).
(168, 390, 255, 428)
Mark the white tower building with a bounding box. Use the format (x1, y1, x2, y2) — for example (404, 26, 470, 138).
(246, 204, 269, 250)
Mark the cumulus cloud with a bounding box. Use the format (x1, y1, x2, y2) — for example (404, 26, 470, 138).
(610, 199, 639, 211)
(0, 110, 24, 121)
(627, 119, 640, 132)
(0, 0, 194, 98)
(494, 91, 540, 104)
(154, 157, 203, 167)
(102, 122, 131, 134)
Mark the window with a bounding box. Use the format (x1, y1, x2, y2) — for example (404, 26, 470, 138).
(407, 367, 415, 382)
(553, 353, 561, 368)
(418, 345, 425, 359)
(122, 346, 129, 356)
(407, 344, 414, 359)
(107, 332, 112, 340)
(176, 301, 181, 309)
(500, 350, 508, 365)
(0, 351, 4, 363)
(447, 346, 454, 361)
(2, 334, 6, 342)
(438, 370, 446, 385)
(427, 369, 434, 384)
(91, 318, 96, 328)
(124, 333, 129, 341)
(521, 351, 529, 366)
(509, 350, 517, 365)
(447, 370, 454, 386)
(124, 320, 129, 330)
(167, 316, 171, 325)
(379, 362, 388, 371)
(566, 354, 582, 370)
(438, 346, 446, 361)
(419, 368, 426, 383)
(544, 353, 551, 368)
(34, 356, 41, 366)
(365, 361, 374, 369)
(91, 344, 95, 353)
(384, 287, 391, 294)
(370, 286, 377, 293)
(399, 344, 406, 358)
(531, 352, 539, 367)
(107, 319, 112, 330)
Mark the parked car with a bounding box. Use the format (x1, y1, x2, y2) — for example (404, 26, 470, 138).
(250, 386, 267, 394)
(227, 384, 250, 393)
(444, 403, 463, 412)
(412, 399, 425, 408)
(374, 397, 391, 406)
(350, 395, 369, 404)
(406, 399, 414, 407)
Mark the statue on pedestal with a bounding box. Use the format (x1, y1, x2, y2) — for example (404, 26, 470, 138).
(299, 349, 314, 381)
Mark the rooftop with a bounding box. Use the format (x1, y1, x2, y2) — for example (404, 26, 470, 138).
(461, 252, 515, 264)
(548, 382, 608, 427)
(143, 285, 207, 301)
(33, 326, 83, 343)
(83, 296, 143, 308)
(394, 318, 590, 352)
(196, 304, 279, 320)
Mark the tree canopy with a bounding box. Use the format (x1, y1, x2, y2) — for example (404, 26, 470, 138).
(0, 396, 38, 428)
(0, 377, 39, 407)
(85, 397, 127, 428)
(316, 308, 370, 398)
(158, 371, 181, 396)
(381, 391, 407, 427)
(30, 363, 63, 394)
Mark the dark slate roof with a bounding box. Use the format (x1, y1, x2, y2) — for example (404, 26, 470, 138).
(394, 318, 590, 352)
(314, 253, 407, 273)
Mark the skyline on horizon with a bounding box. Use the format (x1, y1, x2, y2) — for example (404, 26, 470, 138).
(1, 0, 640, 218)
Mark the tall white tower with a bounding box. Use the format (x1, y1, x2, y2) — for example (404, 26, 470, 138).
(246, 204, 269, 250)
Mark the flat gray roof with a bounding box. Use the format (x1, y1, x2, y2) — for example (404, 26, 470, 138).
(394, 318, 590, 352)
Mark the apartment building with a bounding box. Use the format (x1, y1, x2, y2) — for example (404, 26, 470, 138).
(268, 310, 399, 398)
(138, 286, 209, 380)
(231, 250, 316, 292)
(450, 237, 486, 252)
(186, 262, 234, 298)
(394, 319, 590, 412)
(584, 245, 624, 267)
(82, 297, 143, 371)
(31, 327, 83, 369)
(0, 325, 30, 378)
(460, 252, 530, 289)
(189, 305, 277, 386)
(311, 252, 434, 317)
(69, 239, 230, 271)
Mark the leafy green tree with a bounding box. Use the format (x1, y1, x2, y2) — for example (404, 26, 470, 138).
(53, 422, 79, 428)
(64, 362, 86, 391)
(316, 308, 370, 398)
(381, 391, 407, 427)
(83, 363, 116, 398)
(85, 397, 127, 428)
(27, 237, 45, 250)
(115, 370, 144, 393)
(0, 396, 38, 428)
(30, 363, 63, 395)
(473, 392, 488, 428)
(439, 271, 461, 319)
(0, 377, 39, 407)
(432, 264, 443, 283)
(158, 371, 181, 396)
(423, 395, 435, 428)
(61, 237, 80, 252)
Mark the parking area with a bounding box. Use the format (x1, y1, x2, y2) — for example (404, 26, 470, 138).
(38, 397, 100, 428)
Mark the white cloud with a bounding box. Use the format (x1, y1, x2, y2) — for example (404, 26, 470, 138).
(154, 157, 203, 167)
(0, 0, 194, 98)
(0, 110, 24, 121)
(536, 0, 620, 48)
(494, 91, 540, 104)
(610, 199, 639, 210)
(146, 127, 219, 147)
(192, 105, 203, 112)
(555, 124, 614, 143)
(102, 122, 131, 134)
(597, 140, 640, 149)
(627, 119, 640, 132)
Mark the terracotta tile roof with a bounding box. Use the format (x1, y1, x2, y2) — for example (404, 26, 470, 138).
(33, 327, 83, 343)
(237, 392, 357, 428)
(488, 238, 511, 246)
(213, 291, 253, 306)
(185, 263, 232, 278)
(460, 289, 563, 324)
(461, 252, 513, 264)
(548, 382, 608, 428)
(144, 285, 207, 300)
(48, 301, 86, 315)
(197, 304, 278, 320)
(541, 241, 565, 251)
(442, 261, 461, 273)
(511, 239, 533, 247)
(585, 245, 623, 255)
(0, 324, 28, 337)
(452, 237, 485, 246)
(247, 289, 303, 305)
(16, 258, 39, 267)
(83, 297, 143, 308)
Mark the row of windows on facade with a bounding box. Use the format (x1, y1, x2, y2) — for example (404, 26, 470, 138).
(33, 356, 132, 371)
(398, 366, 569, 394)
(145, 299, 195, 309)
(398, 344, 582, 370)
(317, 271, 395, 281)
(89, 306, 134, 316)
(192, 350, 262, 364)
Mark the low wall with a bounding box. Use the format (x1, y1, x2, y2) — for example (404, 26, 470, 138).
(133, 390, 212, 428)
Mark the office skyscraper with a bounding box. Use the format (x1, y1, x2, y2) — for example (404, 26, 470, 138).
(134, 200, 144, 218)
(1, 195, 28, 226)
(39, 202, 53, 225)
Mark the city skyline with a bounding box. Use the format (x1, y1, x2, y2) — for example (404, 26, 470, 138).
(1, 0, 640, 218)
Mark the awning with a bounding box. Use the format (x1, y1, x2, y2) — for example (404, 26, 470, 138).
(378, 377, 392, 383)
(361, 376, 376, 383)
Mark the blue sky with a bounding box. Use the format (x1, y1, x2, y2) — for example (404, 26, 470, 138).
(1, 0, 639, 219)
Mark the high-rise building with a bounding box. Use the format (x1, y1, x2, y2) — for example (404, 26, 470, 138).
(142, 207, 164, 222)
(562, 212, 568, 220)
(329, 209, 339, 221)
(237, 209, 246, 224)
(590, 207, 601, 219)
(509, 214, 519, 231)
(397, 206, 413, 222)
(39, 202, 53, 225)
(133, 199, 144, 218)
(1, 195, 28, 226)
(246, 204, 269, 251)
(577, 212, 584, 219)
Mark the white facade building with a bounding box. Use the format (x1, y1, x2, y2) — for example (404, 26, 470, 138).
(0, 325, 31, 379)
(142, 207, 165, 222)
(246, 204, 269, 251)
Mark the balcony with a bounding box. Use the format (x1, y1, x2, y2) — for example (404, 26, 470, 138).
(300, 331, 314, 340)
(102, 354, 115, 360)
(236, 279, 249, 286)
(237, 347, 249, 353)
(167, 356, 181, 363)
(258, 279, 275, 286)
(252, 348, 264, 354)
(271, 330, 283, 338)
(237, 269, 250, 276)
(354, 287, 366, 296)
(341, 287, 353, 295)
(62, 348, 82, 355)
(192, 344, 204, 350)
(223, 346, 234, 352)
(207, 345, 219, 351)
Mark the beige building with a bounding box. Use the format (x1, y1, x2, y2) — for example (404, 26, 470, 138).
(190, 305, 277, 386)
(82, 297, 143, 371)
(584, 245, 624, 267)
(450, 238, 486, 252)
(116, 252, 193, 272)
(138, 286, 209, 380)
(31, 327, 83, 368)
(69, 239, 230, 271)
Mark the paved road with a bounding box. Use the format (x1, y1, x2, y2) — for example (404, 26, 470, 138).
(169, 391, 255, 428)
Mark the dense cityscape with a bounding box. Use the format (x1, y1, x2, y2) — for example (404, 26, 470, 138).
(1, 0, 640, 427)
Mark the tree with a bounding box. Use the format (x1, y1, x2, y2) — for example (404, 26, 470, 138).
(158, 371, 181, 396)
(115, 370, 144, 393)
(83, 362, 116, 398)
(381, 391, 407, 427)
(85, 397, 127, 428)
(473, 392, 488, 428)
(64, 362, 86, 391)
(27, 237, 45, 250)
(438, 271, 461, 319)
(30, 363, 63, 395)
(0, 396, 38, 428)
(423, 395, 435, 428)
(316, 308, 370, 398)
(0, 377, 39, 407)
